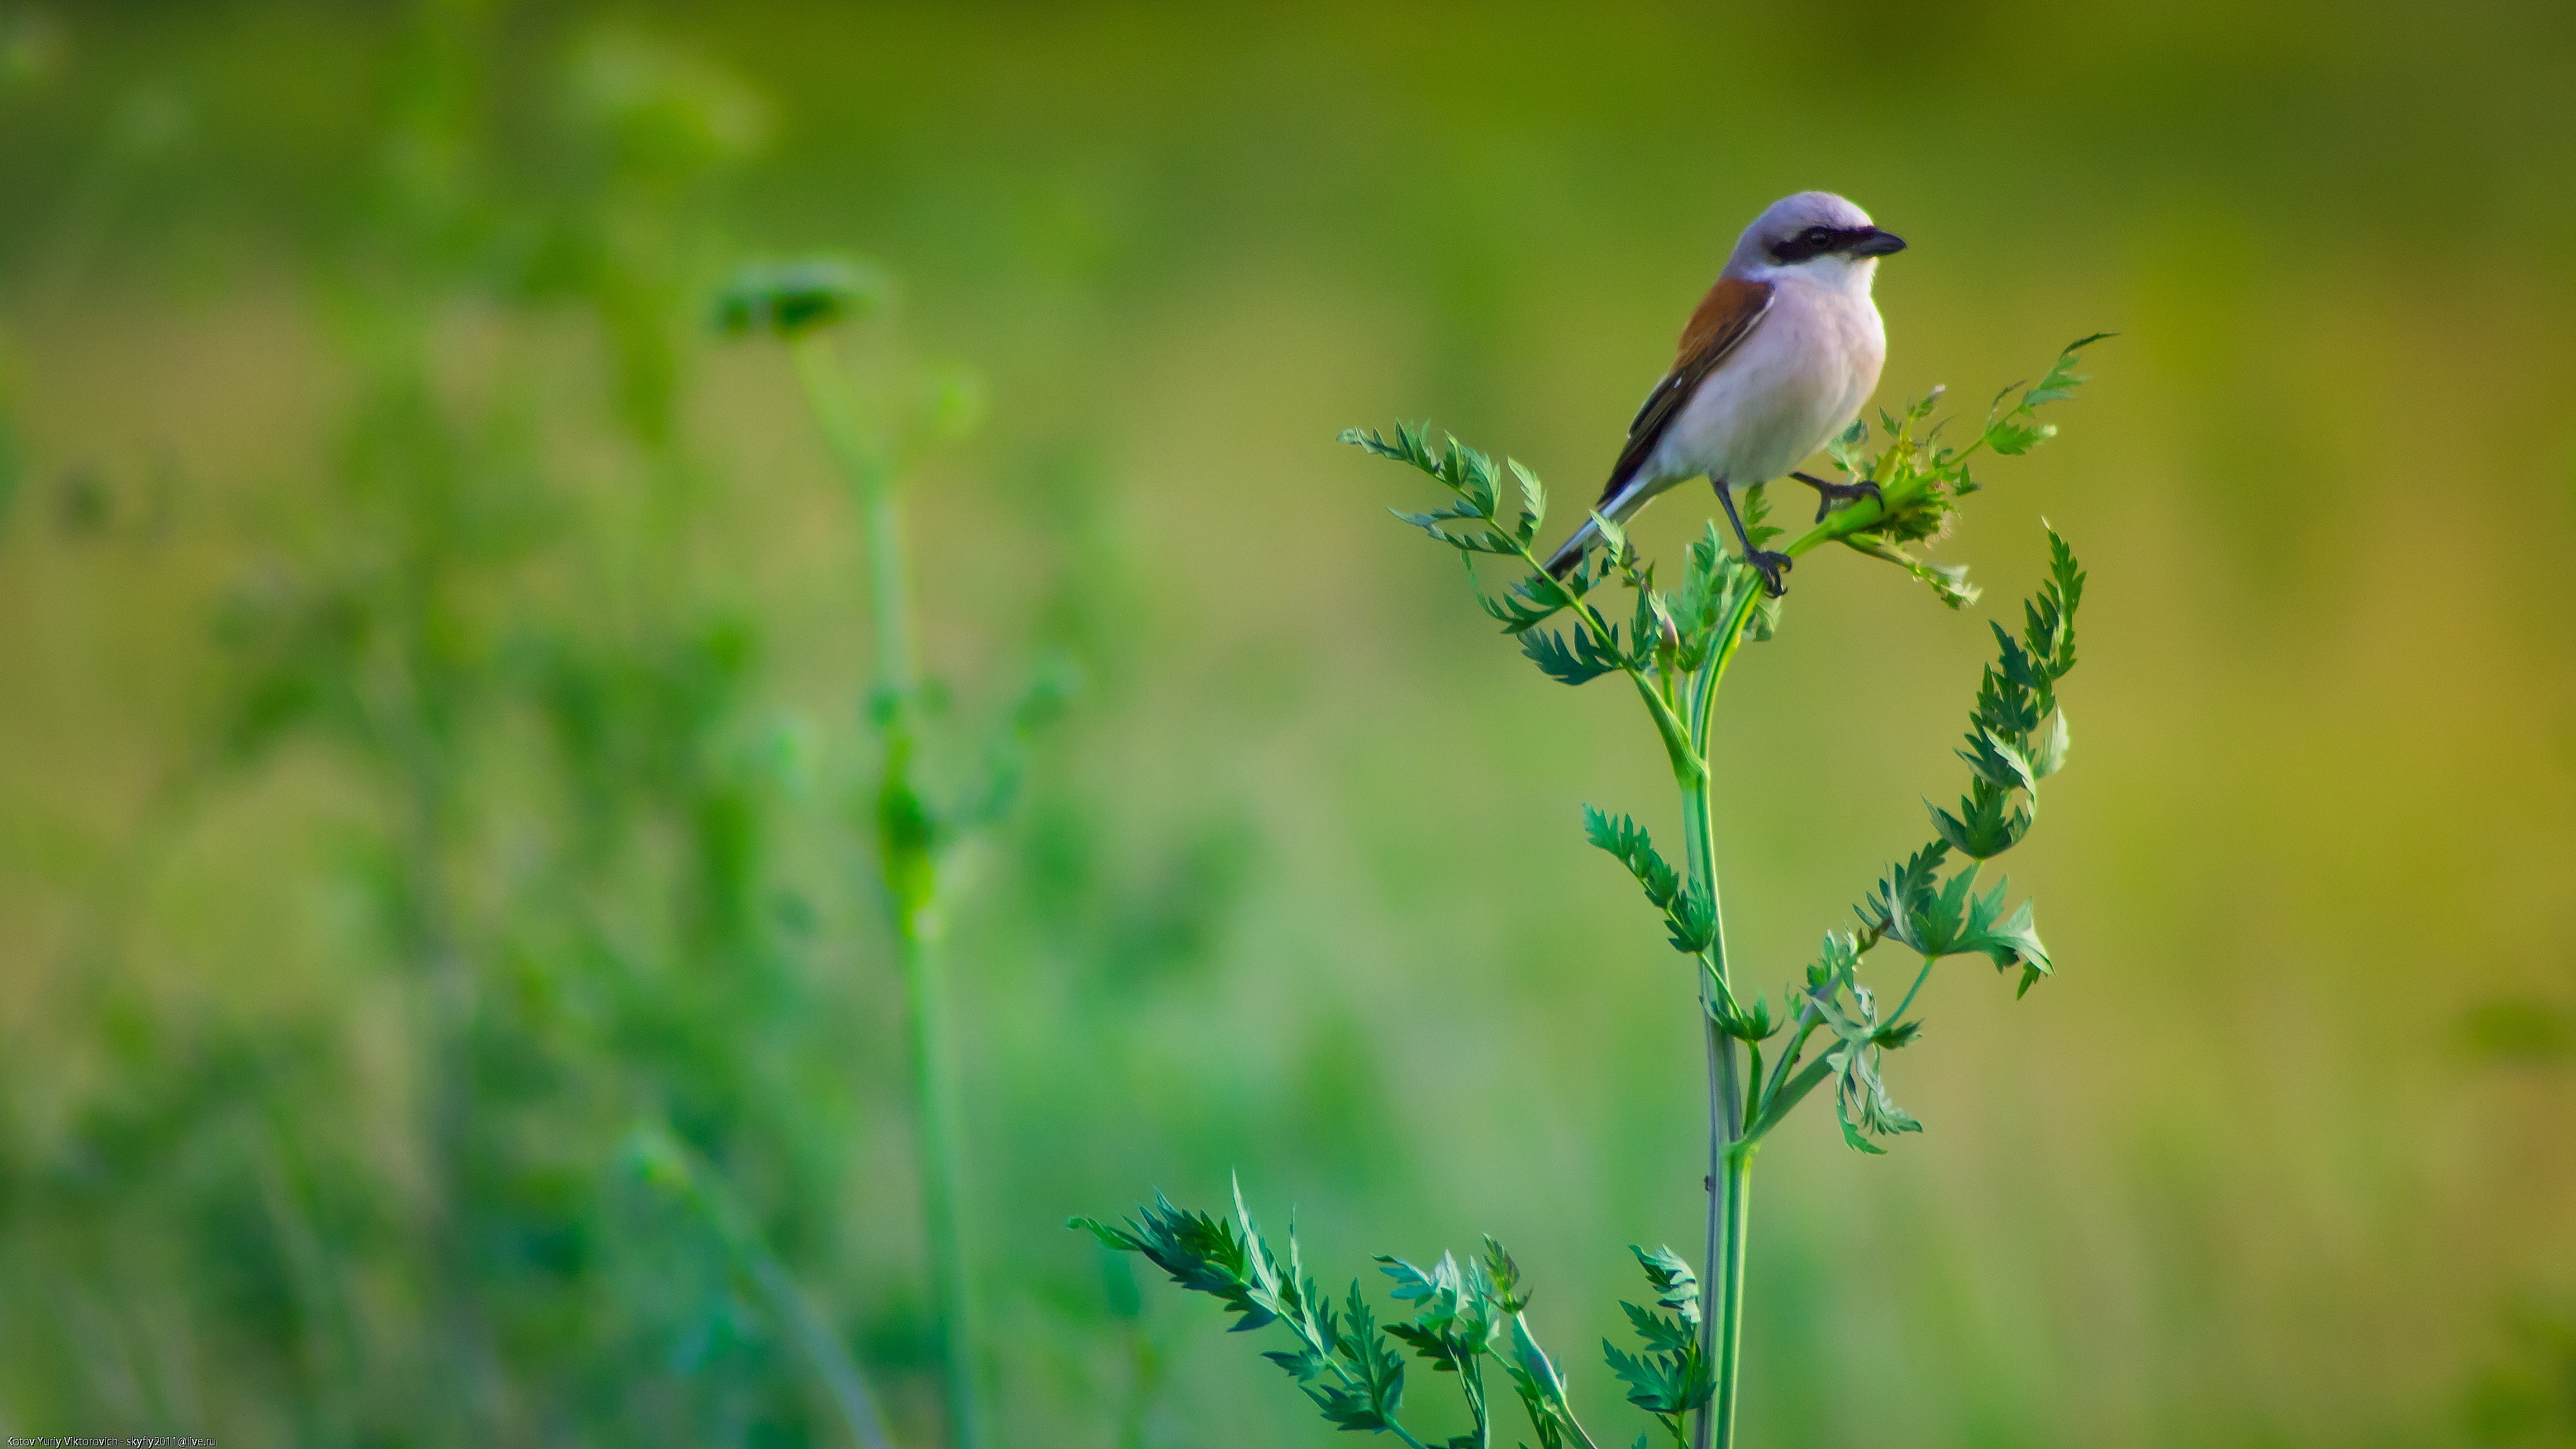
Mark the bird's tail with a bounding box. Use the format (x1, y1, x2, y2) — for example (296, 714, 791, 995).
(1542, 515, 1600, 579)
(1545, 472, 1657, 577)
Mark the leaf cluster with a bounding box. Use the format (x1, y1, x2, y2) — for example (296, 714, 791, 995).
(1345, 424, 1779, 784)
(1813, 335, 2110, 608)
(869, 657, 1079, 933)
(1072, 1182, 1409, 1433)
(1601, 1246, 1713, 1445)
(1802, 956, 1924, 1155)
(1583, 806, 1712, 957)
(719, 282, 1068, 943)
(1079, 1182, 1632, 1448)
(1750, 530, 2088, 1154)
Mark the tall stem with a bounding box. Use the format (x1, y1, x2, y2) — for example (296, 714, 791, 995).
(1686, 587, 1766, 1449)
(1710, 1152, 1752, 1446)
(793, 336, 915, 698)
(1684, 764, 1750, 1449)
(794, 333, 982, 1449)
(903, 925, 983, 1449)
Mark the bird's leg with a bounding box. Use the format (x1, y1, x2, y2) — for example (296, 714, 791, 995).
(1790, 469, 1883, 523)
(1713, 478, 1791, 598)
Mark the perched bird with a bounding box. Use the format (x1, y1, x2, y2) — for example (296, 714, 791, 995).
(1545, 191, 1906, 595)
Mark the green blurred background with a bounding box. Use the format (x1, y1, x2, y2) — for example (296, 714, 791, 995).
(3, 1, 2573, 1444)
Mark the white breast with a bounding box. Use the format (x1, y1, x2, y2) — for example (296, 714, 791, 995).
(1647, 273, 1886, 490)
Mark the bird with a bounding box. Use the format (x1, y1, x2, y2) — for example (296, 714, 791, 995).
(1544, 191, 1906, 596)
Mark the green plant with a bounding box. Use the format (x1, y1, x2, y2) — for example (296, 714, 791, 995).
(720, 256, 1070, 1449)
(0, 15, 911, 1444)
(1082, 336, 2103, 1446)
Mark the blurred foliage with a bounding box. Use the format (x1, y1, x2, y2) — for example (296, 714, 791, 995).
(0, 2, 2573, 1448)
(3, 6, 920, 1443)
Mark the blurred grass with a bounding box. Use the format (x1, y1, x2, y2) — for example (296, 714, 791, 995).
(1, 1, 2573, 1445)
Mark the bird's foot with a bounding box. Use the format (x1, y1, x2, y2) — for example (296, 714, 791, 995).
(1747, 549, 1792, 598)
(1792, 471, 1884, 522)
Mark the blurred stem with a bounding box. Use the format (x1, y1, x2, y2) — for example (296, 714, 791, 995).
(1683, 582, 1767, 1449)
(793, 330, 983, 1449)
(647, 1126, 900, 1449)
(902, 926, 982, 1449)
(793, 334, 917, 698)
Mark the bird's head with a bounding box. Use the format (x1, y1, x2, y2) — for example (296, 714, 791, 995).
(1729, 191, 1905, 291)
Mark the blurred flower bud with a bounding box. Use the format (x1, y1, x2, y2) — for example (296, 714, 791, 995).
(713, 256, 889, 338)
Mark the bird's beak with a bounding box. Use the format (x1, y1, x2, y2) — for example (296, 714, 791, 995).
(1847, 228, 1907, 257)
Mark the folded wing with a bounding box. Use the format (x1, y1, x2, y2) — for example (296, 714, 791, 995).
(1597, 276, 1776, 510)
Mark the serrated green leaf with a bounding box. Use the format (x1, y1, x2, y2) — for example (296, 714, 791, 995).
(1390, 509, 1454, 543)
(1714, 991, 1780, 1042)
(1740, 481, 1780, 550)
(1520, 626, 1623, 687)
(2031, 526, 2086, 677)
(2031, 707, 2071, 779)
(1630, 1244, 1701, 1323)
(1958, 729, 2037, 794)
(1508, 1312, 1573, 1414)
(1843, 531, 1979, 608)
(1072, 1189, 1279, 1331)
(1481, 1238, 1528, 1314)
(1583, 806, 1680, 910)
(1618, 1301, 1696, 1355)
(1509, 458, 1547, 545)
(2021, 334, 2113, 409)
(1591, 509, 1630, 568)
(1983, 419, 2053, 455)
(1829, 1039, 1923, 1154)
(1805, 927, 1866, 992)
(1664, 879, 1715, 955)
(1826, 417, 1870, 474)
(1959, 879, 2050, 977)
(1859, 842, 1950, 939)
(1929, 779, 2033, 860)
(1604, 1338, 1711, 1418)
(1884, 860, 1984, 956)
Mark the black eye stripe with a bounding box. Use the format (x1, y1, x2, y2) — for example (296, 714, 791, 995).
(1768, 225, 1866, 265)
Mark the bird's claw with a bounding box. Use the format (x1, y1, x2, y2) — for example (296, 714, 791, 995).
(1747, 550, 1792, 598)
(1795, 472, 1884, 522)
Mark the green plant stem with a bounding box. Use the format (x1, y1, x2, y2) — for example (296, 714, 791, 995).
(1683, 581, 1766, 1449)
(1679, 488, 1938, 1440)
(903, 925, 984, 1449)
(1711, 1153, 1752, 1446)
(646, 1126, 901, 1449)
(792, 335, 915, 696)
(1738, 1057, 1834, 1148)
(1888, 954, 1939, 1025)
(793, 331, 982, 1449)
(1510, 536, 1703, 783)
